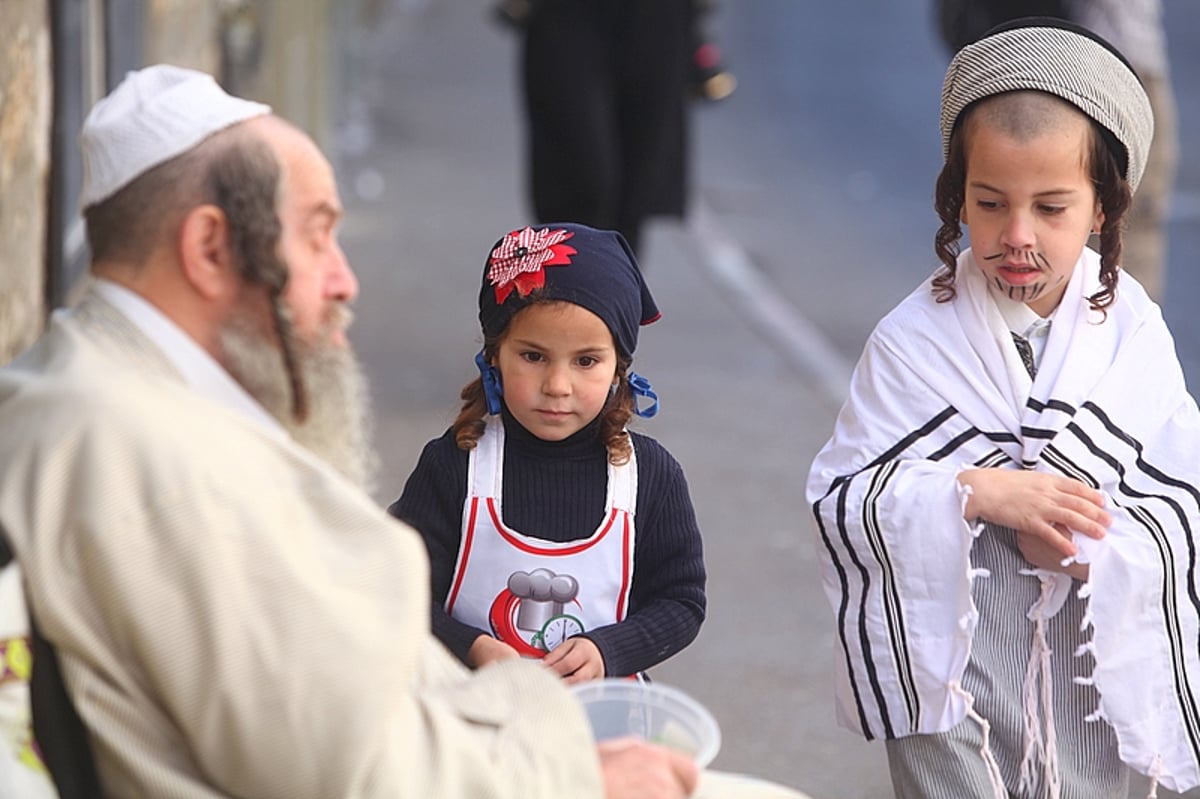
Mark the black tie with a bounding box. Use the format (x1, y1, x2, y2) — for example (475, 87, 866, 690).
(1012, 332, 1037, 379)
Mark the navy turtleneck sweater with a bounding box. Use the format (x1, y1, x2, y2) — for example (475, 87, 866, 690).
(388, 409, 706, 677)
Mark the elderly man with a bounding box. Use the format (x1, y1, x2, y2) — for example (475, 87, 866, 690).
(0, 65, 807, 799)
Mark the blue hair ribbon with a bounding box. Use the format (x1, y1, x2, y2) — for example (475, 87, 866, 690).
(475, 351, 503, 415)
(628, 372, 659, 418)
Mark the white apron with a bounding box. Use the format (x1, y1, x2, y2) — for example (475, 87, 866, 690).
(446, 419, 636, 658)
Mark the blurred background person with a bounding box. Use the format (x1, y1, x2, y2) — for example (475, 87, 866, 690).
(1074, 0, 1177, 300)
(932, 0, 1178, 300)
(493, 0, 729, 257)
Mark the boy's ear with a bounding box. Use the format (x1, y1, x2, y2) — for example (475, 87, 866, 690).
(178, 204, 236, 301)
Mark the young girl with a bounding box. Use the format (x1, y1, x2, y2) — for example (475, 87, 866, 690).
(390, 222, 705, 684)
(807, 18, 1200, 799)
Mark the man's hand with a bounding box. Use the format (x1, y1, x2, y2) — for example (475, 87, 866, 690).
(466, 635, 520, 669)
(599, 737, 699, 799)
(543, 636, 605, 684)
(958, 468, 1110, 573)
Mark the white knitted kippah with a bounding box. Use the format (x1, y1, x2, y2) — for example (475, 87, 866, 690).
(79, 64, 271, 210)
(940, 20, 1153, 192)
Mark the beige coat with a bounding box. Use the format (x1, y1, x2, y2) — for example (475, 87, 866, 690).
(0, 290, 603, 798)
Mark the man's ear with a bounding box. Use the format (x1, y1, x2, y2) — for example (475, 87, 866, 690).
(178, 204, 236, 301)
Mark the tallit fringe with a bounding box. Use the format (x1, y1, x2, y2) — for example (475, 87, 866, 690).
(1018, 575, 1061, 799)
(1145, 754, 1164, 799)
(951, 681, 1007, 799)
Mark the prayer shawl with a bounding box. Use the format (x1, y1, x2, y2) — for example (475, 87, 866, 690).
(806, 247, 1200, 793)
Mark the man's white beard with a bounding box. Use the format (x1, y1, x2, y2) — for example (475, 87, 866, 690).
(219, 306, 380, 495)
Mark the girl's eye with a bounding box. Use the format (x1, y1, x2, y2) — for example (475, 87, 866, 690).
(521, 351, 543, 363)
(975, 199, 1000, 210)
(1038, 205, 1066, 215)
(577, 356, 598, 368)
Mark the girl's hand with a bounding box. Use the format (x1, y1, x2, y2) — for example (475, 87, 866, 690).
(542, 636, 605, 684)
(958, 468, 1110, 567)
(467, 635, 520, 669)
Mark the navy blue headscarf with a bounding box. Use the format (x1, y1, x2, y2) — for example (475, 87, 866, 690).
(477, 223, 660, 358)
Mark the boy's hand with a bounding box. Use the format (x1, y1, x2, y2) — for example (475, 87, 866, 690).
(958, 468, 1111, 568)
(1015, 522, 1091, 579)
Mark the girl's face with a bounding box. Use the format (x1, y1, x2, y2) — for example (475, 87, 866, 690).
(960, 114, 1103, 318)
(495, 301, 618, 441)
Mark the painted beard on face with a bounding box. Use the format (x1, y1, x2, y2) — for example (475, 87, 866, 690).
(219, 299, 380, 495)
(978, 248, 1066, 306)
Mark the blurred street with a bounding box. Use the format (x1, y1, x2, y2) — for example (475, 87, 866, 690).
(330, 3, 1200, 797)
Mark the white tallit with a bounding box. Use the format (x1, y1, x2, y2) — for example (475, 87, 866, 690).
(806, 246, 1200, 792)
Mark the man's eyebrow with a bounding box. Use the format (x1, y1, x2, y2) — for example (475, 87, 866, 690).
(306, 201, 343, 224)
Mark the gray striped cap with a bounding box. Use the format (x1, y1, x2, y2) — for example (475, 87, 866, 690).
(940, 22, 1153, 191)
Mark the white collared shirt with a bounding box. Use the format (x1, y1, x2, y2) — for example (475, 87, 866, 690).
(990, 288, 1054, 372)
(92, 278, 286, 437)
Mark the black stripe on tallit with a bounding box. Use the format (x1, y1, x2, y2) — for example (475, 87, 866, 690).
(815, 406, 961, 502)
(813, 405, 990, 739)
(1057, 406, 1200, 760)
(812, 492, 876, 738)
(1124, 502, 1200, 758)
(1026, 396, 1078, 416)
(974, 449, 1013, 469)
(1040, 445, 1100, 489)
(862, 460, 920, 733)
(1076, 401, 1200, 611)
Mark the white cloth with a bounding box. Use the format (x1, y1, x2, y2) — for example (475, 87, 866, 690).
(806, 246, 1200, 793)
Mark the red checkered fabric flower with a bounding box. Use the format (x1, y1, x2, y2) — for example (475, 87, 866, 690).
(487, 227, 577, 304)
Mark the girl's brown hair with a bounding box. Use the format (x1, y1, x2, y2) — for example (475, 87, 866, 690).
(931, 99, 1133, 314)
(452, 301, 635, 466)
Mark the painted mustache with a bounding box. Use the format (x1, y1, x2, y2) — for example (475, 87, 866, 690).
(980, 250, 1051, 270)
(980, 249, 1054, 303)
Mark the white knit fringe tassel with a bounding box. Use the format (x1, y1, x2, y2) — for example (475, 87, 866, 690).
(1018, 577, 1061, 799)
(951, 681, 1007, 799)
(1145, 754, 1164, 799)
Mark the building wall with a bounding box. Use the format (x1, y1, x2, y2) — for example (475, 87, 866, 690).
(144, 0, 223, 74)
(0, 0, 344, 367)
(0, 1, 51, 365)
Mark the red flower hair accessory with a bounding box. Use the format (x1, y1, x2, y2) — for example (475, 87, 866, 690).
(486, 227, 577, 304)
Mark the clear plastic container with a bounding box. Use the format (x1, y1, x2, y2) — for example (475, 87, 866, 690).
(570, 679, 722, 767)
